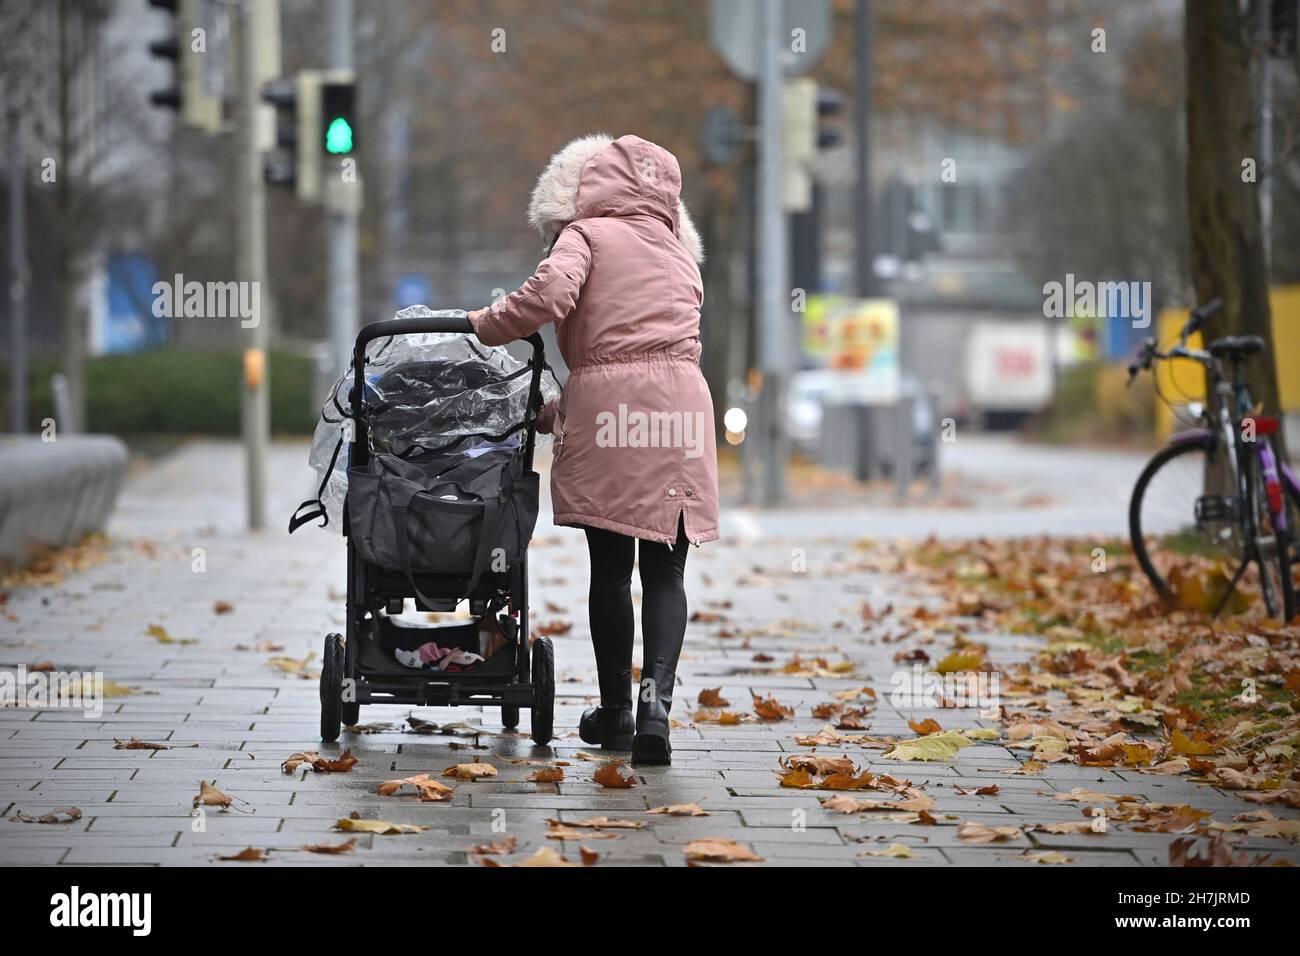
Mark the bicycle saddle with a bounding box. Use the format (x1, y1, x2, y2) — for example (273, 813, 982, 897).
(1208, 334, 1265, 357)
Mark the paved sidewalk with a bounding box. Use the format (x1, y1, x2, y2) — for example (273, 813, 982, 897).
(2, 441, 1297, 866)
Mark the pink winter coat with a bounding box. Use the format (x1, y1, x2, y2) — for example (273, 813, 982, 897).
(471, 134, 719, 546)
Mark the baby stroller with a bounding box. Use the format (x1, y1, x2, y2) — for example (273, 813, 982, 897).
(290, 312, 555, 744)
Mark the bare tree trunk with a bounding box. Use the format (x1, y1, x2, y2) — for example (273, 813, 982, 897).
(1185, 0, 1284, 458)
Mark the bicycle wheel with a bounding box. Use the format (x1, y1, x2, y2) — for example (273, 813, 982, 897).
(1288, 477, 1300, 616)
(1129, 437, 1245, 603)
(1288, 477, 1300, 568)
(1248, 439, 1296, 622)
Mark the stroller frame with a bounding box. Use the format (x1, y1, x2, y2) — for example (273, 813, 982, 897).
(318, 314, 555, 745)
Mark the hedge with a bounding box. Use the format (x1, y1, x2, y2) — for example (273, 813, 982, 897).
(0, 348, 319, 436)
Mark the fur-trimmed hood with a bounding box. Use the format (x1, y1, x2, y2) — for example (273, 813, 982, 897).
(527, 133, 704, 264)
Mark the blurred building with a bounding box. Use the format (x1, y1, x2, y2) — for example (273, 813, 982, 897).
(813, 0, 1184, 430)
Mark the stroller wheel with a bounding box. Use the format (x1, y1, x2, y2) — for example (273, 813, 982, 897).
(501, 705, 520, 730)
(342, 700, 361, 728)
(320, 633, 344, 743)
(530, 637, 555, 746)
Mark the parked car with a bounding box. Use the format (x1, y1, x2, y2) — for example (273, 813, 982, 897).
(787, 369, 938, 478)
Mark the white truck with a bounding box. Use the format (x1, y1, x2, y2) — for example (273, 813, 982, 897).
(964, 320, 1063, 428)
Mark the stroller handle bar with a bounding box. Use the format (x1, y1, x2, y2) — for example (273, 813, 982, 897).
(358, 313, 472, 344)
(354, 314, 544, 363)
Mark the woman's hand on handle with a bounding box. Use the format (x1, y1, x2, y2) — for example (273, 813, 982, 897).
(535, 397, 559, 435)
(466, 307, 490, 337)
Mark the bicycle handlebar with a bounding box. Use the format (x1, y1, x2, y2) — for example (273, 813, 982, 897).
(1181, 296, 1223, 343)
(1128, 297, 1224, 386)
(1126, 338, 1156, 385)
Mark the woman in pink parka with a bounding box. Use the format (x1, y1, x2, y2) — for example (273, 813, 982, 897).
(469, 133, 718, 764)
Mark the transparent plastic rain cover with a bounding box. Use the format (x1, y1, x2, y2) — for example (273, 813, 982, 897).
(308, 307, 558, 530)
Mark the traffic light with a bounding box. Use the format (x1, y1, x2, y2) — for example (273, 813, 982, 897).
(782, 78, 816, 213)
(782, 81, 844, 213)
(146, 0, 221, 132)
(786, 84, 845, 291)
(815, 87, 845, 150)
(263, 70, 356, 205)
(321, 81, 356, 156)
(261, 76, 299, 193)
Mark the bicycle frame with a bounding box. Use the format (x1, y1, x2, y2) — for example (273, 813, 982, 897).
(1171, 425, 1300, 514)
(1141, 311, 1296, 617)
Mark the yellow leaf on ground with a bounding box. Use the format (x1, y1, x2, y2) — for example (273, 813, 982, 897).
(957, 821, 1022, 843)
(683, 837, 763, 863)
(147, 623, 197, 645)
(441, 762, 497, 780)
(376, 773, 453, 802)
(1028, 820, 1102, 835)
(547, 823, 621, 841)
(514, 847, 578, 867)
(1053, 788, 1141, 804)
(860, 843, 914, 859)
(883, 730, 974, 762)
(333, 818, 428, 834)
(1022, 850, 1073, 864)
(1171, 729, 1215, 756)
(551, 816, 645, 830)
(58, 677, 139, 699)
(648, 803, 709, 816)
(1002, 760, 1047, 775)
(935, 651, 984, 674)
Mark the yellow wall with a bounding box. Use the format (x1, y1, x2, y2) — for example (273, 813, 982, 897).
(1155, 285, 1300, 437)
(1273, 285, 1300, 411)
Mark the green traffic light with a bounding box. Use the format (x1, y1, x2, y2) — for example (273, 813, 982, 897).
(325, 116, 353, 155)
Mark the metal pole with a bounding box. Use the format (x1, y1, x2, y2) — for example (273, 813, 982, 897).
(851, 1, 880, 496)
(238, 0, 270, 530)
(853, 0, 874, 297)
(756, 0, 788, 506)
(328, 0, 359, 373)
(8, 104, 29, 434)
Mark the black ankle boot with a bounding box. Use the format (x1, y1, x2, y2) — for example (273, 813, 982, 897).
(579, 668, 633, 749)
(631, 657, 675, 765)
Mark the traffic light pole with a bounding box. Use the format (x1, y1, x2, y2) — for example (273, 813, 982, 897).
(756, 0, 788, 506)
(854, 0, 875, 298)
(328, 0, 360, 373)
(238, 0, 270, 531)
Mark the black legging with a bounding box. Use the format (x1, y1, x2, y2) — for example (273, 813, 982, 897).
(583, 515, 689, 694)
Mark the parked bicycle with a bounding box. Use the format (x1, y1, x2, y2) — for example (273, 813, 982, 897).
(1127, 297, 1299, 622)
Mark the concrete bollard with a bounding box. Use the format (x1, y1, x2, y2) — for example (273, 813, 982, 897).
(0, 435, 129, 569)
